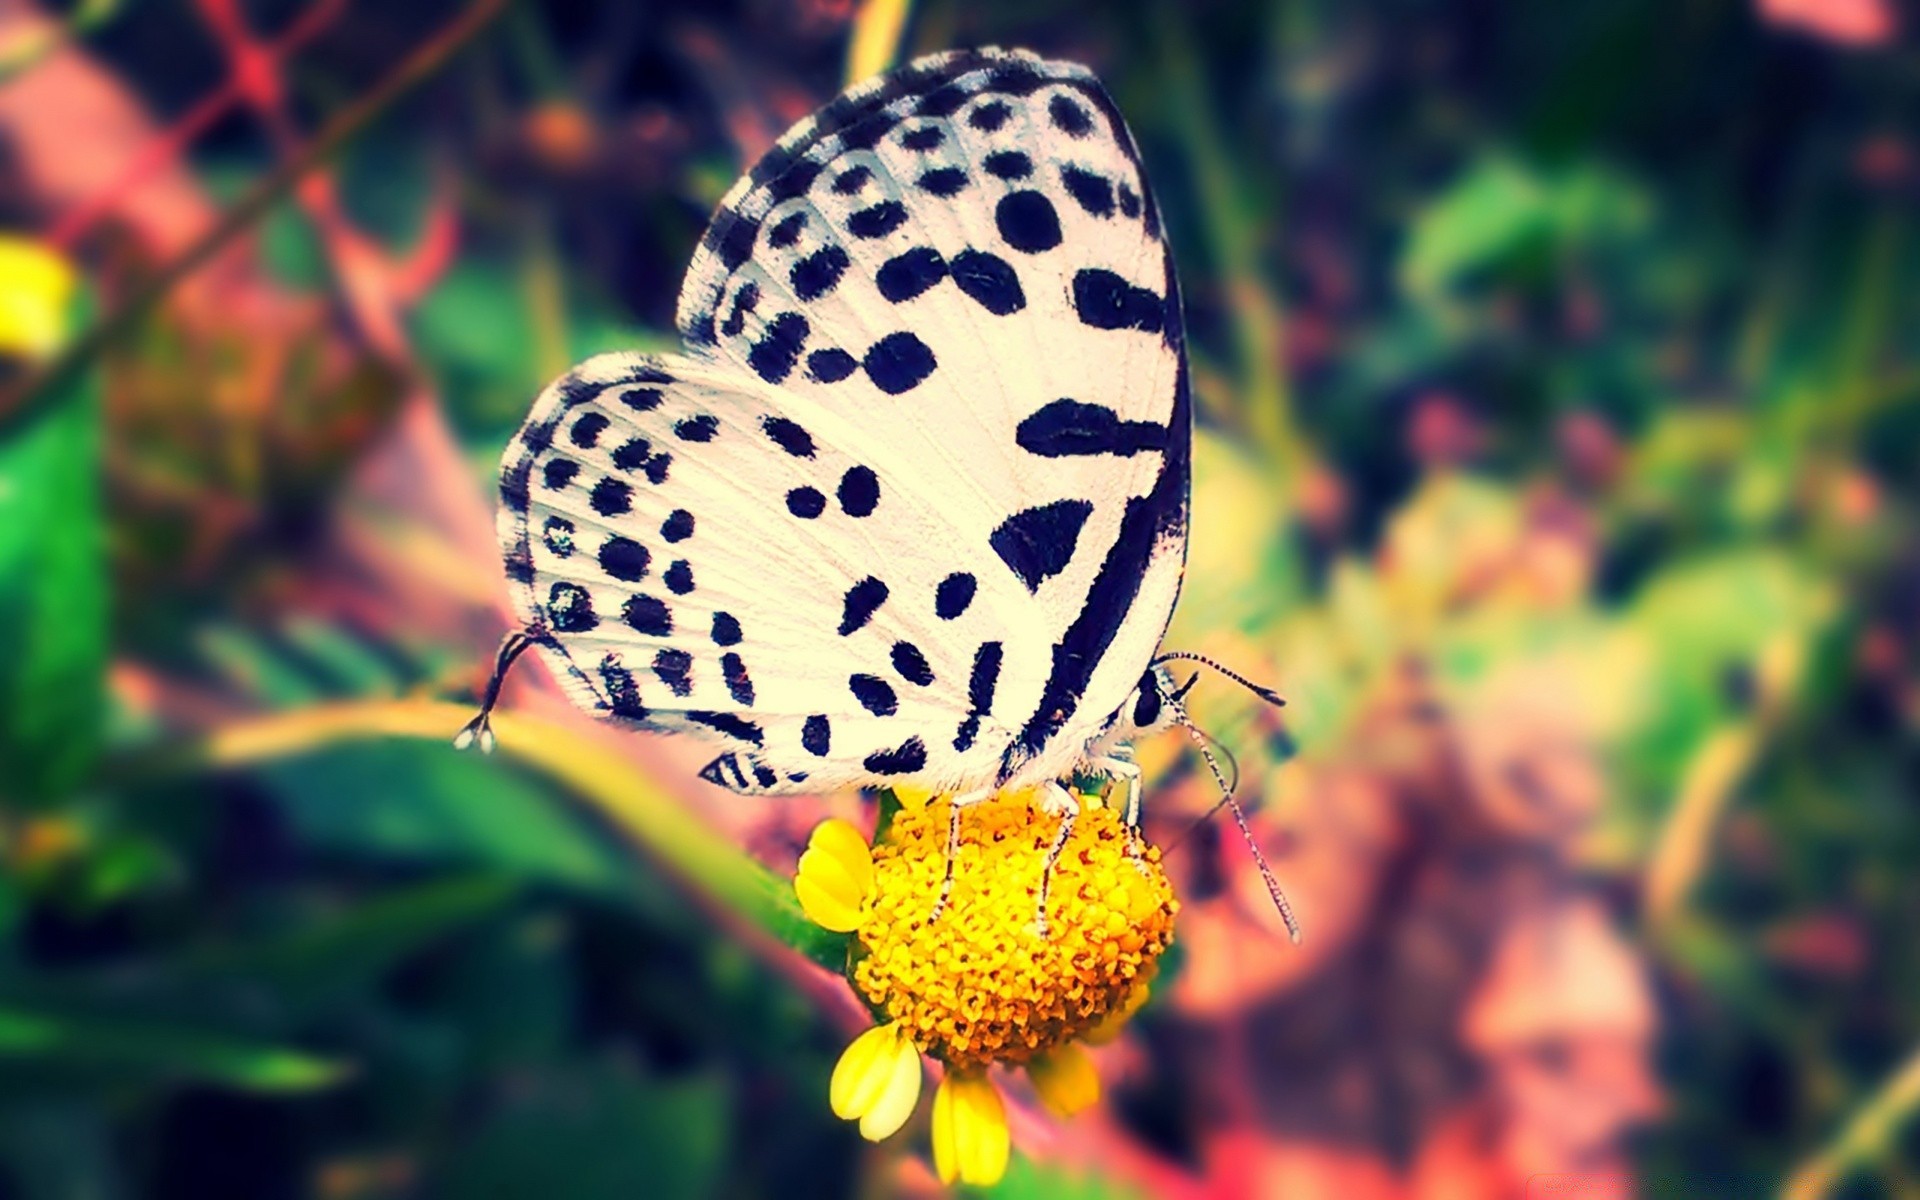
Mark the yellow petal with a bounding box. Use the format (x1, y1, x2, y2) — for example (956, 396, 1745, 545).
(890, 784, 938, 810)
(1027, 1043, 1100, 1118)
(0, 237, 77, 361)
(931, 1072, 1010, 1187)
(1082, 984, 1151, 1046)
(856, 1032, 923, 1141)
(795, 819, 874, 932)
(830, 1022, 906, 1119)
(807, 818, 873, 893)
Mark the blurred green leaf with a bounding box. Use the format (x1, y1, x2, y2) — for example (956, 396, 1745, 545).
(0, 290, 104, 803)
(253, 740, 643, 899)
(441, 1063, 727, 1200)
(0, 1005, 346, 1092)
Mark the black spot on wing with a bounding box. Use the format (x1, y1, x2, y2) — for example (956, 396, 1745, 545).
(833, 165, 872, 194)
(622, 594, 672, 636)
(721, 652, 754, 705)
(935, 572, 976, 619)
(864, 737, 926, 774)
(547, 582, 598, 632)
(762, 416, 815, 457)
(989, 499, 1093, 592)
(863, 332, 936, 394)
(915, 83, 971, 117)
(917, 167, 968, 196)
(748, 312, 809, 384)
(570, 412, 610, 448)
(850, 674, 897, 716)
(802, 714, 831, 756)
(891, 641, 934, 686)
(1072, 269, 1164, 332)
(1060, 167, 1114, 217)
(598, 536, 650, 582)
(968, 99, 1011, 131)
(705, 210, 760, 270)
(505, 545, 534, 583)
(687, 711, 763, 746)
(544, 459, 579, 490)
(949, 250, 1025, 315)
(983, 150, 1031, 180)
(722, 282, 759, 337)
(590, 476, 632, 516)
(611, 438, 650, 472)
(877, 248, 948, 303)
(768, 211, 807, 248)
(599, 655, 648, 720)
(838, 466, 880, 516)
(542, 517, 575, 557)
(808, 349, 858, 382)
(787, 487, 827, 518)
(644, 452, 672, 485)
(1016, 399, 1167, 458)
(621, 386, 664, 413)
(848, 201, 908, 239)
(790, 244, 851, 300)
(953, 640, 1002, 751)
(839, 576, 888, 635)
(664, 559, 695, 595)
(764, 158, 823, 204)
(653, 648, 693, 696)
(1048, 94, 1094, 136)
(1117, 183, 1141, 219)
(710, 611, 742, 646)
(673, 414, 718, 442)
(662, 509, 694, 542)
(996, 191, 1061, 253)
(500, 459, 531, 512)
(900, 124, 944, 151)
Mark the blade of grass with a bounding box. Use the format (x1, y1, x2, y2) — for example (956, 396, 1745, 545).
(1783, 1043, 1920, 1200)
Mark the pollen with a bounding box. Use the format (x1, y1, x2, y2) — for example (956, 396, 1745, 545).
(849, 796, 1178, 1072)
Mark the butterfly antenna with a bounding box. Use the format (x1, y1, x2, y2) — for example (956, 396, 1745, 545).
(454, 629, 538, 754)
(1153, 652, 1287, 708)
(1164, 690, 1302, 945)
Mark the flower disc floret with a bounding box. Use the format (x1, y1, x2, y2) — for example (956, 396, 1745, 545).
(849, 797, 1177, 1071)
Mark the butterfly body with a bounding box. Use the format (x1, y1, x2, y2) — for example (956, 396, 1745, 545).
(495, 48, 1191, 802)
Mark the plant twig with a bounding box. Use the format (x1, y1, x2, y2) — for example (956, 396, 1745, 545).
(0, 0, 507, 439)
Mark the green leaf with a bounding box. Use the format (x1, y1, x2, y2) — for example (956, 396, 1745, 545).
(184, 875, 522, 1017)
(1400, 155, 1555, 298)
(0, 289, 104, 803)
(253, 740, 643, 900)
(0, 1005, 346, 1092)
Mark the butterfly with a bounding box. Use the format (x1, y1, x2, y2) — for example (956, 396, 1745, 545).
(464, 47, 1298, 939)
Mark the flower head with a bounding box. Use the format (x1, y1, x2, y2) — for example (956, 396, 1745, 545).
(795, 790, 1179, 1185)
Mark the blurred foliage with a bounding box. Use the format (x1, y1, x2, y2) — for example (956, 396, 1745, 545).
(0, 0, 1917, 1196)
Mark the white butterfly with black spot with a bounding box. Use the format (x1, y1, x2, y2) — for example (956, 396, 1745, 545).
(485, 47, 1197, 839)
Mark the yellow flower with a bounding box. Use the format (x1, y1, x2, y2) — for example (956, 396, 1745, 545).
(794, 790, 1179, 1186)
(0, 237, 77, 361)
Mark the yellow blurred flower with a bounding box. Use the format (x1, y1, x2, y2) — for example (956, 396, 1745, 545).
(0, 236, 77, 361)
(793, 791, 1178, 1186)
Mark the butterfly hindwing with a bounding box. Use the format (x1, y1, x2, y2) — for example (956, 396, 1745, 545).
(500, 48, 1191, 794)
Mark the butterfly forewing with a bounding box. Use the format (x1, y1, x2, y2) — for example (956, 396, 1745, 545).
(498, 48, 1190, 794)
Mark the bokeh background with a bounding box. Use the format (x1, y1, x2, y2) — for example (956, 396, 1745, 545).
(2, 0, 1917, 1195)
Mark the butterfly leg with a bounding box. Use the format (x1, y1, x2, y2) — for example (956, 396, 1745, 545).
(930, 787, 995, 923)
(1089, 746, 1152, 876)
(1032, 782, 1081, 940)
(453, 628, 539, 754)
